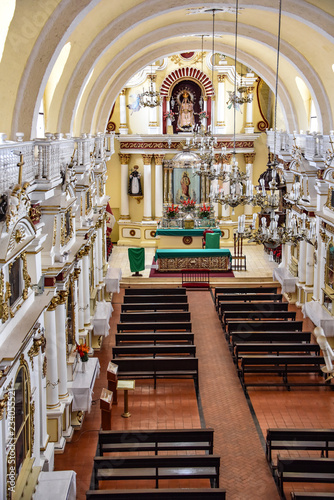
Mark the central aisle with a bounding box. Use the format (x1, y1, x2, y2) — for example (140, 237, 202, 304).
(188, 289, 279, 500)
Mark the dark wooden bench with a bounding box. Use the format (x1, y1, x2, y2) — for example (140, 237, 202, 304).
(276, 456, 334, 499)
(124, 295, 188, 304)
(229, 331, 312, 351)
(234, 342, 320, 365)
(291, 493, 334, 499)
(223, 311, 296, 330)
(92, 454, 220, 489)
(86, 488, 227, 499)
(216, 293, 283, 310)
(97, 428, 214, 455)
(215, 285, 278, 300)
(114, 357, 199, 389)
(115, 332, 195, 345)
(119, 312, 191, 323)
(112, 344, 196, 358)
(117, 322, 192, 332)
(266, 428, 334, 464)
(227, 320, 303, 336)
(125, 288, 187, 295)
(219, 301, 288, 320)
(239, 354, 326, 388)
(121, 303, 189, 312)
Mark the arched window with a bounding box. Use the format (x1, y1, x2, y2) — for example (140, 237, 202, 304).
(14, 364, 31, 478)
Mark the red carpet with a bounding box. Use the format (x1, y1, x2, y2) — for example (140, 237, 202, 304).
(149, 259, 234, 278)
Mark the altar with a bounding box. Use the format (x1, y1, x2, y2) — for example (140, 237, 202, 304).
(155, 248, 231, 271)
(156, 228, 221, 249)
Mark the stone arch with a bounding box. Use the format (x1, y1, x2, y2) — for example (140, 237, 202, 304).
(160, 68, 214, 99)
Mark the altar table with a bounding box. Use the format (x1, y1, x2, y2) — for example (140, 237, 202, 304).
(155, 248, 231, 272)
(155, 228, 221, 249)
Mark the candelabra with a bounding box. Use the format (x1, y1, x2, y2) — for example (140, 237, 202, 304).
(139, 73, 161, 108)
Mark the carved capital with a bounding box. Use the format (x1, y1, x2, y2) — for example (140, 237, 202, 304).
(119, 153, 130, 165)
(244, 152, 256, 164)
(47, 296, 59, 312)
(142, 154, 153, 165)
(154, 154, 165, 165)
(57, 290, 69, 305)
(73, 268, 81, 280)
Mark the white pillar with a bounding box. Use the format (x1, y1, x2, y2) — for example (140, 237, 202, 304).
(119, 89, 128, 135)
(82, 247, 91, 327)
(148, 75, 160, 134)
(305, 241, 314, 287)
(316, 235, 327, 302)
(38, 337, 48, 451)
(216, 74, 226, 134)
(154, 155, 164, 219)
(44, 302, 60, 409)
(119, 154, 130, 220)
(244, 153, 256, 219)
(97, 225, 103, 284)
(77, 260, 84, 334)
(298, 240, 307, 284)
(56, 292, 69, 399)
(244, 87, 255, 133)
(142, 154, 153, 221)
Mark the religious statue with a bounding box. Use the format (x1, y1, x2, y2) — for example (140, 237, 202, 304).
(128, 165, 142, 196)
(177, 91, 195, 131)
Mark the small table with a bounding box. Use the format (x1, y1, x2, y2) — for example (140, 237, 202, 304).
(116, 380, 135, 418)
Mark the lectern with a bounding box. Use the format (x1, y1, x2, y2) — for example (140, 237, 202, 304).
(100, 388, 113, 430)
(107, 361, 118, 404)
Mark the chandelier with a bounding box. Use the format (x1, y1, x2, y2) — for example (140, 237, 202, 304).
(139, 68, 161, 108)
(226, 0, 253, 110)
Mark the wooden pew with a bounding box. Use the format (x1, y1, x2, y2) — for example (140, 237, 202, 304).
(112, 344, 196, 358)
(124, 288, 186, 295)
(92, 454, 220, 489)
(229, 331, 312, 352)
(97, 428, 214, 455)
(86, 489, 227, 499)
(234, 342, 320, 365)
(114, 357, 199, 389)
(119, 312, 191, 323)
(219, 301, 288, 320)
(239, 354, 326, 388)
(226, 320, 303, 336)
(115, 332, 195, 345)
(276, 457, 334, 498)
(124, 295, 188, 304)
(222, 311, 296, 330)
(216, 293, 283, 311)
(121, 303, 189, 312)
(266, 428, 334, 465)
(117, 322, 192, 332)
(291, 493, 334, 500)
(214, 286, 278, 306)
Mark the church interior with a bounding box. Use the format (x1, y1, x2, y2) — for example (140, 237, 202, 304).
(0, 1, 334, 499)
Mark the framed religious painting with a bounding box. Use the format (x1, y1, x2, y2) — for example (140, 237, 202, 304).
(173, 167, 200, 204)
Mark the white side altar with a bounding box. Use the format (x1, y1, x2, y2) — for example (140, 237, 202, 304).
(93, 300, 113, 336)
(33, 471, 76, 500)
(67, 357, 100, 412)
(105, 266, 122, 293)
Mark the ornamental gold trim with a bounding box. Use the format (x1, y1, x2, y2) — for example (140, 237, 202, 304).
(52, 216, 57, 247)
(22, 252, 31, 300)
(60, 208, 74, 247)
(0, 393, 8, 420)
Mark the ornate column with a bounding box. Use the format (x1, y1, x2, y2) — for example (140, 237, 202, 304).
(148, 75, 160, 134)
(56, 291, 69, 400)
(45, 297, 60, 409)
(244, 153, 256, 219)
(119, 89, 128, 135)
(216, 75, 226, 134)
(154, 155, 164, 219)
(142, 154, 153, 221)
(78, 245, 91, 329)
(315, 230, 328, 301)
(244, 87, 255, 133)
(119, 154, 130, 220)
(72, 268, 81, 344)
(298, 239, 307, 285)
(96, 221, 104, 284)
(306, 241, 314, 288)
(77, 259, 84, 334)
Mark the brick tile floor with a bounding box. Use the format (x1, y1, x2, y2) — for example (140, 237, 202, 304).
(55, 288, 334, 500)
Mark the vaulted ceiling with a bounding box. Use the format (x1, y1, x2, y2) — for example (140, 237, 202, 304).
(0, 0, 333, 139)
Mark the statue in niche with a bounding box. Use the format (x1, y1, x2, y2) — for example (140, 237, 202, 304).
(128, 165, 142, 196)
(177, 91, 195, 131)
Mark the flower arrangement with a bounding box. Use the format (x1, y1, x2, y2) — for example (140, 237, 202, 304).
(76, 342, 89, 362)
(198, 203, 212, 219)
(181, 199, 196, 212)
(164, 110, 175, 122)
(199, 111, 209, 120)
(166, 204, 179, 218)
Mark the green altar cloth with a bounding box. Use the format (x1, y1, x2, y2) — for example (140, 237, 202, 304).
(155, 249, 230, 259)
(155, 228, 221, 237)
(128, 247, 145, 273)
(205, 232, 220, 249)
